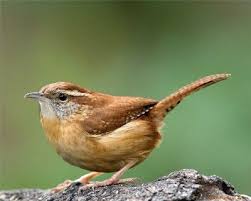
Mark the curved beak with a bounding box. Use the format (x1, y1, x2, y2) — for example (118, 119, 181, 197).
(24, 92, 45, 101)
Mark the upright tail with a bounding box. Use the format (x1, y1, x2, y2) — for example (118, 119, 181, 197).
(150, 73, 231, 127)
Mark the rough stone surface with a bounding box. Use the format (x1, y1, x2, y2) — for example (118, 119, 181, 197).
(0, 169, 250, 201)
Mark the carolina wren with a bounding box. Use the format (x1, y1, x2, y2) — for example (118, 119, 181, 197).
(24, 73, 230, 192)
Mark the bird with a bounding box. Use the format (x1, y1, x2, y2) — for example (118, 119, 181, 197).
(24, 73, 230, 192)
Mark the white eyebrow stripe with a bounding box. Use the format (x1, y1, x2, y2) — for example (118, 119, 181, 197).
(57, 90, 89, 97)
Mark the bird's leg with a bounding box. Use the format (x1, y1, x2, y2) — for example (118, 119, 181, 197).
(79, 161, 137, 191)
(51, 171, 103, 193)
(76, 172, 103, 184)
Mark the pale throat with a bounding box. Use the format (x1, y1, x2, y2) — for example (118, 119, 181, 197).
(39, 101, 57, 118)
(39, 100, 80, 119)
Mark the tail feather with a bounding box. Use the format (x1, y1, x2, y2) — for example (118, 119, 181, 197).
(150, 73, 231, 126)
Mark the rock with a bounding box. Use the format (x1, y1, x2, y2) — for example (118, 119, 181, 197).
(0, 169, 250, 201)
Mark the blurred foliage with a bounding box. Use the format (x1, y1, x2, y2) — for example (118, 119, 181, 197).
(1, 2, 251, 195)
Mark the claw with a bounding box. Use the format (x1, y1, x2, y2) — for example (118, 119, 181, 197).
(51, 180, 73, 193)
(50, 172, 103, 193)
(78, 177, 139, 193)
(118, 177, 139, 184)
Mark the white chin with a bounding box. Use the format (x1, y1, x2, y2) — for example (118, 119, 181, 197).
(39, 101, 56, 118)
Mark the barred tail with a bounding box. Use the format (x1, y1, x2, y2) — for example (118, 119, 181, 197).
(150, 73, 231, 126)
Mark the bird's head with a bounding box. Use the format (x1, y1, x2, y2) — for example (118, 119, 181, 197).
(24, 82, 92, 119)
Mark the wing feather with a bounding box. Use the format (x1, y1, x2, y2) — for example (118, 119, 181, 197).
(82, 95, 157, 135)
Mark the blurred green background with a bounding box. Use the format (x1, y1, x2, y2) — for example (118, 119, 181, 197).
(1, 2, 251, 195)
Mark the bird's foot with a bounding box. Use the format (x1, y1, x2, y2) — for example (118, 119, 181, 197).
(51, 180, 73, 193)
(117, 177, 139, 184)
(51, 172, 102, 193)
(78, 177, 138, 192)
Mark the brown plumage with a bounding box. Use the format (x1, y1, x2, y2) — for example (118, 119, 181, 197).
(25, 73, 230, 192)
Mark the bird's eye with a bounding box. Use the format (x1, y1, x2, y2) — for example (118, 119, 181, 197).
(58, 93, 68, 102)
